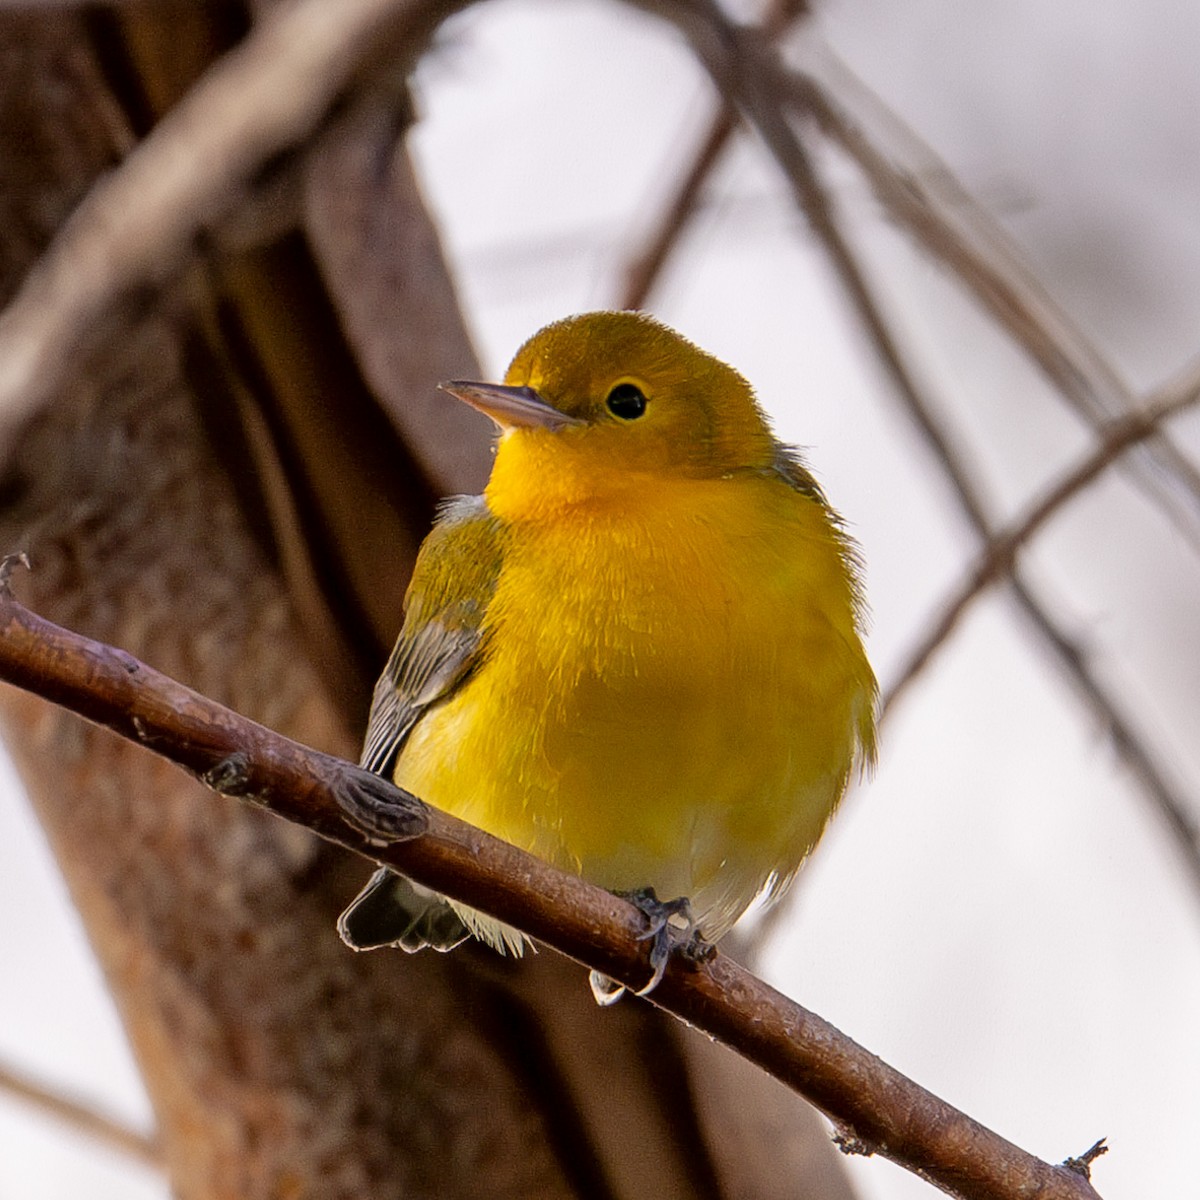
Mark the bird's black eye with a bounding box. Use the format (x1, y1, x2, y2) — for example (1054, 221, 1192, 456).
(605, 382, 647, 420)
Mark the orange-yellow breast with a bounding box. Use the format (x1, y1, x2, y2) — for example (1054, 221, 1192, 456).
(393, 430, 874, 940)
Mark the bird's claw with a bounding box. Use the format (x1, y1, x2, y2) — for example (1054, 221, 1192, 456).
(588, 888, 712, 1005)
(589, 970, 626, 1006)
(626, 888, 694, 996)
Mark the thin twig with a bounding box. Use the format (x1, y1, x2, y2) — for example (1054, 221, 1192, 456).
(787, 46, 1200, 552)
(0, 0, 464, 445)
(617, 0, 807, 310)
(885, 356, 1200, 716)
(0, 1058, 161, 1168)
(0, 567, 1102, 1200)
(753, 362, 1200, 953)
(618, 106, 737, 311)
(653, 0, 1200, 903)
(647, 3, 992, 519)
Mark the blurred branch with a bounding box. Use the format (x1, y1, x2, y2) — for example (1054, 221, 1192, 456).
(773, 94, 1200, 905)
(656, 0, 1200, 906)
(617, 0, 807, 310)
(885, 356, 1200, 716)
(756, 357, 1200, 951)
(617, 103, 734, 311)
(0, 0, 465, 446)
(647, 0, 997, 525)
(788, 46, 1200, 553)
(791, 128, 1200, 903)
(0, 564, 1104, 1200)
(627, 2, 1200, 548)
(0, 1057, 161, 1168)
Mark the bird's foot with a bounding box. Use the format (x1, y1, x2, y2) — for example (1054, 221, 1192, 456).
(626, 887, 695, 995)
(588, 971, 627, 1006)
(588, 888, 713, 1006)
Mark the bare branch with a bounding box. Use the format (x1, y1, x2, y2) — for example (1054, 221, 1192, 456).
(648, 2, 991, 518)
(616, 0, 807, 310)
(0, 566, 1103, 1200)
(0, 1057, 161, 1168)
(0, 0, 464, 446)
(617, 105, 736, 312)
(885, 358, 1200, 716)
(788, 45, 1200, 552)
(753, 366, 1200, 952)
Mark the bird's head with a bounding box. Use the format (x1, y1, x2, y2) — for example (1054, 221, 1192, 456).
(441, 312, 779, 515)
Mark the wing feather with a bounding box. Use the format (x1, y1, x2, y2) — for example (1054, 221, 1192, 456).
(358, 494, 505, 775)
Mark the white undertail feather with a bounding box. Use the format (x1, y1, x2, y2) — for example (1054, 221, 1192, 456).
(451, 902, 530, 956)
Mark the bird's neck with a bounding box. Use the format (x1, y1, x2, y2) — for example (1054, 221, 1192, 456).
(485, 431, 667, 524)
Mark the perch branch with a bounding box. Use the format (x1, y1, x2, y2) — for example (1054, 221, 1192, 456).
(0, 564, 1102, 1200)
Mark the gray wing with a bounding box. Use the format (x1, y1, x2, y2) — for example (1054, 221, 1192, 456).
(341, 496, 505, 954)
(358, 494, 505, 776)
(359, 619, 480, 775)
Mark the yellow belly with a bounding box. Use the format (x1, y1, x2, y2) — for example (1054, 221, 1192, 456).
(394, 474, 873, 941)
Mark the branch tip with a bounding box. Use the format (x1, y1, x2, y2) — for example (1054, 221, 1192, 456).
(832, 1125, 876, 1158)
(1063, 1139, 1108, 1178)
(0, 552, 30, 595)
(202, 751, 254, 796)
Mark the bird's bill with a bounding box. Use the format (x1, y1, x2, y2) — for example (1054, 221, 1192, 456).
(439, 381, 584, 432)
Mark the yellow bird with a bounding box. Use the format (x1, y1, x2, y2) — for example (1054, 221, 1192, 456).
(338, 311, 876, 998)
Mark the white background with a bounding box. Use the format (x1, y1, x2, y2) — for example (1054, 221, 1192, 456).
(2, 1, 1199, 1197)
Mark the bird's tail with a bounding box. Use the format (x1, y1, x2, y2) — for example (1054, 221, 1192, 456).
(337, 869, 469, 952)
(337, 868, 529, 956)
